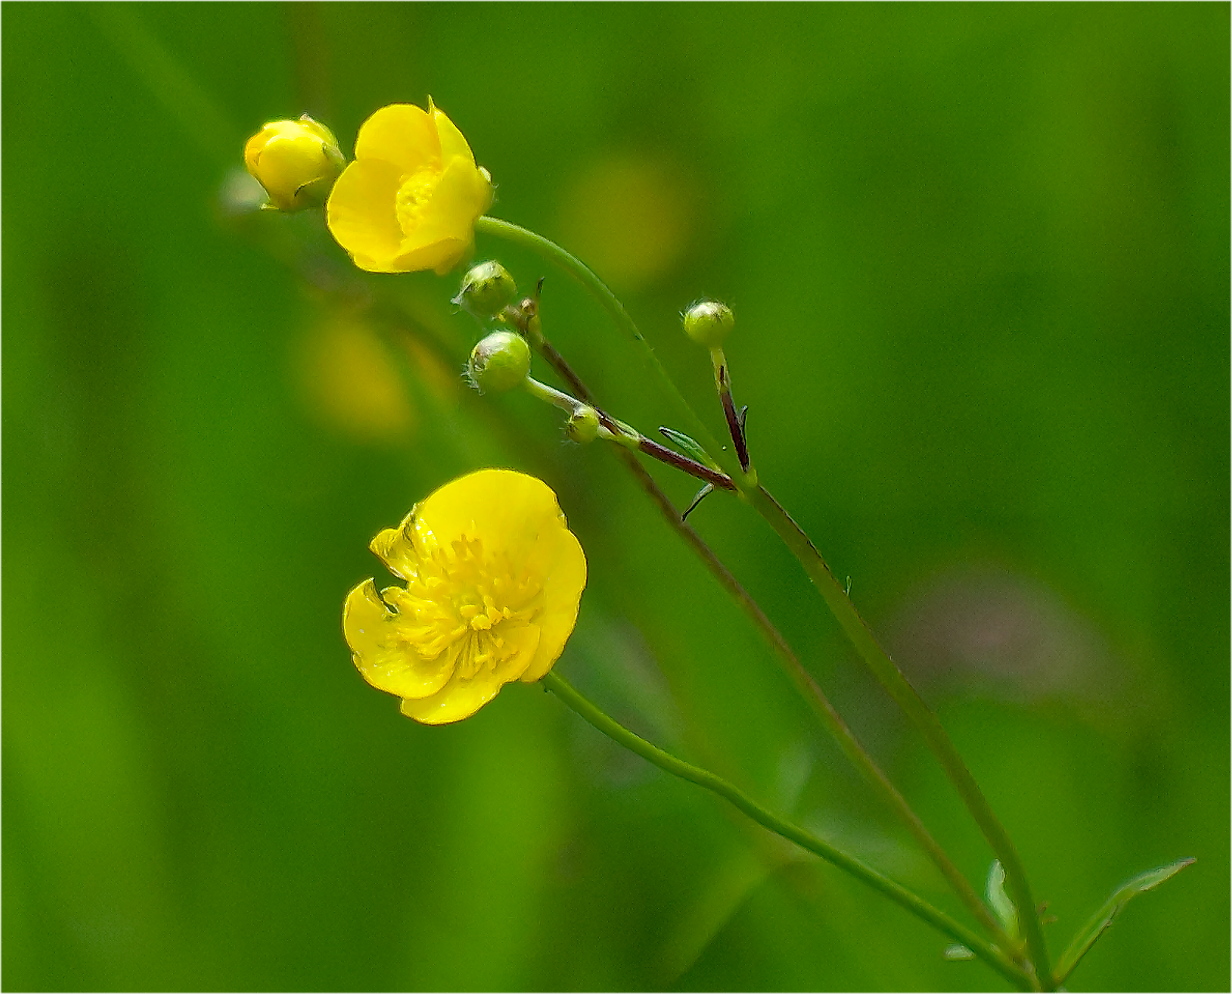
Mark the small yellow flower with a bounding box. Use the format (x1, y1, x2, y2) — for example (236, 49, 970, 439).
(326, 101, 494, 275)
(244, 115, 345, 212)
(343, 469, 587, 724)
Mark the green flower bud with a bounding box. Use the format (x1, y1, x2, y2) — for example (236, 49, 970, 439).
(566, 406, 601, 443)
(454, 261, 519, 320)
(467, 330, 531, 393)
(682, 299, 735, 347)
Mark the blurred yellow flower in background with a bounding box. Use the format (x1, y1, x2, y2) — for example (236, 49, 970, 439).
(557, 152, 697, 291)
(327, 101, 493, 275)
(295, 312, 417, 445)
(344, 470, 587, 724)
(244, 115, 345, 212)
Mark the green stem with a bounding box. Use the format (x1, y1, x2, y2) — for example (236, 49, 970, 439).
(526, 325, 1010, 952)
(745, 485, 1051, 987)
(522, 375, 580, 414)
(542, 671, 1031, 991)
(477, 215, 1037, 975)
(475, 215, 737, 479)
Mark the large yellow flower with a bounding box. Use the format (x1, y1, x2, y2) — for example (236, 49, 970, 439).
(343, 470, 587, 724)
(326, 101, 493, 275)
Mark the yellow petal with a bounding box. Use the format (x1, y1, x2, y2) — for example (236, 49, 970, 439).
(521, 527, 587, 682)
(355, 104, 439, 172)
(369, 517, 420, 581)
(343, 580, 453, 699)
(410, 470, 567, 565)
(432, 242, 474, 276)
(326, 159, 405, 271)
(392, 237, 470, 276)
(399, 624, 540, 725)
(429, 100, 477, 166)
(397, 156, 493, 252)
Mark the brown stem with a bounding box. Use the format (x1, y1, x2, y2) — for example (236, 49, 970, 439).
(536, 336, 736, 493)
(716, 359, 751, 472)
(634, 436, 735, 491)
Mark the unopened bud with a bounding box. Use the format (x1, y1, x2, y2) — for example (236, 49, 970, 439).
(244, 114, 345, 212)
(682, 299, 735, 347)
(454, 261, 518, 320)
(566, 406, 601, 443)
(467, 331, 531, 393)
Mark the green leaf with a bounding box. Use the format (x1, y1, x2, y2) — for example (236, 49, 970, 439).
(1054, 858, 1196, 986)
(658, 427, 720, 470)
(986, 860, 1020, 940)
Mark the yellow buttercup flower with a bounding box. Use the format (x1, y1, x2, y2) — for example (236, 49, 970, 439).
(343, 469, 587, 724)
(326, 101, 494, 275)
(244, 115, 345, 212)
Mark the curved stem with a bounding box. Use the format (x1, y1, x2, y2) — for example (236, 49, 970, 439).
(745, 484, 1051, 987)
(477, 213, 1041, 977)
(525, 329, 1010, 953)
(542, 671, 1031, 991)
(475, 215, 737, 479)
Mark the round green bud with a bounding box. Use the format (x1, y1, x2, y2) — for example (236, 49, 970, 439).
(682, 299, 735, 347)
(467, 330, 531, 393)
(566, 406, 601, 443)
(454, 261, 518, 320)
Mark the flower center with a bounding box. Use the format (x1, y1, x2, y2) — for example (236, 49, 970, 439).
(399, 534, 541, 679)
(395, 167, 441, 235)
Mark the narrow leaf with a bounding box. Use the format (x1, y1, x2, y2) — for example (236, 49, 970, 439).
(986, 860, 1020, 940)
(1054, 857, 1195, 985)
(658, 427, 719, 470)
(681, 484, 715, 522)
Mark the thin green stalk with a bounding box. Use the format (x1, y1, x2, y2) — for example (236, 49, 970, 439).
(475, 215, 1039, 973)
(522, 375, 580, 414)
(542, 671, 1031, 992)
(474, 215, 737, 479)
(745, 485, 1051, 987)
(524, 335, 1010, 951)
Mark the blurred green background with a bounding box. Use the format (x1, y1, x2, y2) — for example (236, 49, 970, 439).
(4, 3, 1228, 991)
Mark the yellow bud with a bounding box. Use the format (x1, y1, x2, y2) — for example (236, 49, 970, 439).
(682, 299, 735, 347)
(244, 115, 345, 212)
(468, 331, 531, 393)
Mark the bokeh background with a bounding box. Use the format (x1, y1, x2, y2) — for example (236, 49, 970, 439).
(5, 3, 1228, 991)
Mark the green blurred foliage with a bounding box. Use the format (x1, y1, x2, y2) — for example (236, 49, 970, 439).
(4, 3, 1227, 990)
